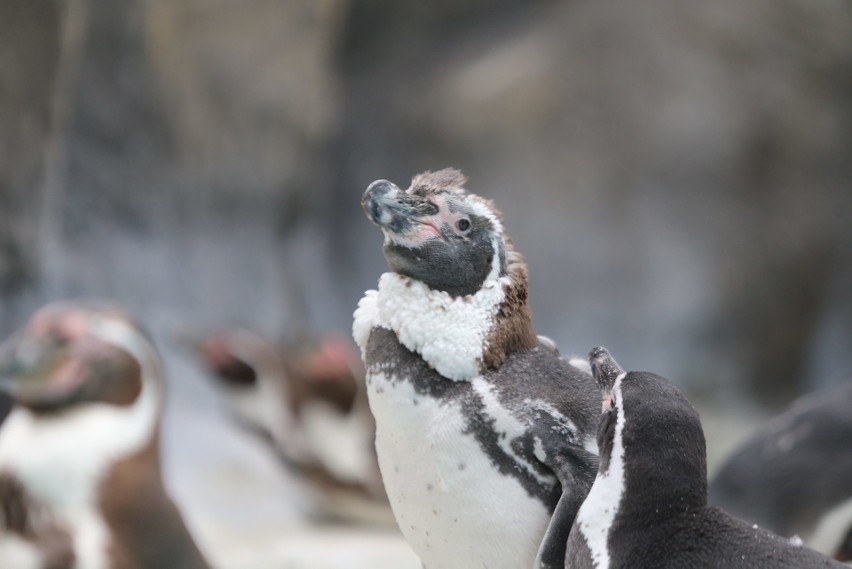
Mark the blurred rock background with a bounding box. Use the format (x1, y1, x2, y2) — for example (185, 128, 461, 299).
(1, 0, 851, 566)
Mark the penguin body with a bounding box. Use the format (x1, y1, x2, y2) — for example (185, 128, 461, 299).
(196, 327, 390, 524)
(0, 302, 209, 569)
(710, 381, 852, 560)
(567, 347, 846, 569)
(355, 170, 599, 569)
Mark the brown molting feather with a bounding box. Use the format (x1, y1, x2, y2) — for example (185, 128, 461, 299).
(410, 168, 469, 193)
(482, 239, 539, 371)
(407, 168, 537, 369)
(0, 473, 75, 569)
(0, 473, 31, 534)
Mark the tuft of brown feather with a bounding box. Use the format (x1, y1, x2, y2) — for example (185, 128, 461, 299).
(410, 168, 469, 193)
(482, 239, 539, 370)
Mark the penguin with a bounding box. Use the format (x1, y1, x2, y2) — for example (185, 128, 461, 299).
(195, 327, 391, 525)
(567, 346, 847, 569)
(709, 381, 852, 560)
(0, 302, 210, 569)
(354, 169, 600, 569)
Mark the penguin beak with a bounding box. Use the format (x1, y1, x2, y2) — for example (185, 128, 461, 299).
(588, 346, 624, 411)
(362, 180, 441, 241)
(0, 325, 83, 404)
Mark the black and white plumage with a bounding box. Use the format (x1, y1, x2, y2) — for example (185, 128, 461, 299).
(567, 346, 846, 569)
(354, 169, 600, 569)
(0, 302, 210, 569)
(195, 327, 391, 525)
(710, 381, 852, 560)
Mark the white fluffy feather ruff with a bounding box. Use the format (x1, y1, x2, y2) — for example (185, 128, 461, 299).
(353, 272, 509, 381)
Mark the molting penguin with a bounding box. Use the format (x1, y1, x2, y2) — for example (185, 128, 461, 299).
(0, 302, 210, 569)
(567, 346, 846, 569)
(195, 327, 390, 525)
(709, 380, 852, 560)
(354, 169, 600, 569)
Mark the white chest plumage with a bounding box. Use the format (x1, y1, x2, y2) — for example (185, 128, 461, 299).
(367, 370, 550, 569)
(355, 273, 554, 569)
(354, 272, 510, 381)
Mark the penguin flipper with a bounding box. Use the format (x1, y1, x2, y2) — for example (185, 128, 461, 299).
(532, 437, 598, 569)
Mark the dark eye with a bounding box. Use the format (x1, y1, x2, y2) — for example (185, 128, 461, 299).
(456, 218, 471, 231)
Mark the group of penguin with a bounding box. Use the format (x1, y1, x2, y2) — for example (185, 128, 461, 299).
(0, 168, 848, 568)
(355, 169, 852, 569)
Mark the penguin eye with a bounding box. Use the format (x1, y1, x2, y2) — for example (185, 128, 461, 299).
(456, 218, 471, 232)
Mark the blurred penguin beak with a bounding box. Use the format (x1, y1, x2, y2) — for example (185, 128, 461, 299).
(0, 327, 75, 402)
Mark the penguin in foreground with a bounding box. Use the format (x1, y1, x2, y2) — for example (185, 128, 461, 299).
(710, 381, 852, 560)
(0, 302, 210, 569)
(354, 169, 600, 569)
(567, 346, 846, 568)
(195, 327, 391, 525)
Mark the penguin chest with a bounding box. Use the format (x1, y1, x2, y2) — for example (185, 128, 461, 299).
(0, 409, 118, 569)
(366, 370, 552, 569)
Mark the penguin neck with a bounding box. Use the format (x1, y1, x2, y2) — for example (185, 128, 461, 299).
(0, 373, 161, 507)
(360, 256, 536, 382)
(480, 247, 538, 370)
(575, 375, 629, 569)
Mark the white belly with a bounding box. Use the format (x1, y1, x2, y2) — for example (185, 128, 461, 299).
(0, 534, 42, 569)
(367, 371, 551, 569)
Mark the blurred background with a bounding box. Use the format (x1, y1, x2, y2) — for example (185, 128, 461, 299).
(1, 0, 851, 567)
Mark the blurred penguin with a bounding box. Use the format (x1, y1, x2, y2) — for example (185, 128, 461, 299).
(710, 380, 852, 560)
(0, 301, 210, 569)
(195, 327, 390, 525)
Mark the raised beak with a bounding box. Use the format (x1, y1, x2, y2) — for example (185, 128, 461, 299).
(0, 327, 73, 401)
(362, 179, 439, 236)
(588, 346, 624, 404)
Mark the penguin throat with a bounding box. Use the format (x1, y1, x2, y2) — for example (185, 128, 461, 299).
(576, 373, 627, 569)
(354, 272, 510, 381)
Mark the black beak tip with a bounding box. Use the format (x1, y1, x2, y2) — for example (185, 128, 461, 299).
(588, 346, 623, 386)
(362, 179, 402, 226)
(589, 346, 609, 362)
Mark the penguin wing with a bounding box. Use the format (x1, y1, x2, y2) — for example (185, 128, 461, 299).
(531, 429, 599, 569)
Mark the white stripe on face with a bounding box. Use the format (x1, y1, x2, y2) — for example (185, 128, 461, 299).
(575, 372, 627, 569)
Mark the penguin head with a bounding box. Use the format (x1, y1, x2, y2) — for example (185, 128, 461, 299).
(0, 302, 161, 414)
(197, 328, 359, 420)
(362, 169, 507, 297)
(588, 346, 708, 513)
(198, 328, 264, 389)
(589, 346, 625, 413)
